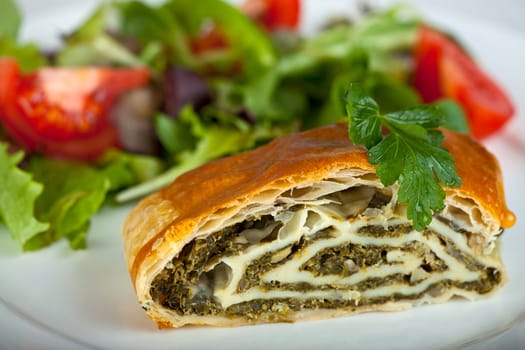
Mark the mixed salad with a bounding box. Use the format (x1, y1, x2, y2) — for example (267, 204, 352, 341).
(0, 0, 514, 251)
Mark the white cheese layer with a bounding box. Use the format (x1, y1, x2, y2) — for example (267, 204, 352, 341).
(211, 203, 497, 309)
(173, 172, 503, 312)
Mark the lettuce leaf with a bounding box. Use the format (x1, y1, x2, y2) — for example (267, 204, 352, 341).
(23, 158, 112, 250)
(118, 0, 193, 71)
(0, 0, 21, 40)
(56, 3, 143, 67)
(219, 5, 420, 128)
(99, 151, 166, 196)
(162, 0, 276, 76)
(116, 106, 289, 202)
(0, 38, 47, 72)
(0, 140, 165, 250)
(0, 0, 47, 72)
(21, 152, 164, 250)
(0, 144, 49, 246)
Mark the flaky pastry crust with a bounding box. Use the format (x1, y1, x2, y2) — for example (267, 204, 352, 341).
(122, 123, 514, 328)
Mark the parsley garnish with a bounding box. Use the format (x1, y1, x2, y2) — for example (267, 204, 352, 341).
(345, 83, 461, 230)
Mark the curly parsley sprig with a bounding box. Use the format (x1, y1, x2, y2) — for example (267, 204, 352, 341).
(345, 83, 462, 230)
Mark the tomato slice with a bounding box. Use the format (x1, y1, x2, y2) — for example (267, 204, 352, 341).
(191, 25, 230, 54)
(413, 26, 514, 139)
(438, 43, 515, 139)
(413, 27, 442, 103)
(242, 0, 300, 31)
(0, 58, 150, 160)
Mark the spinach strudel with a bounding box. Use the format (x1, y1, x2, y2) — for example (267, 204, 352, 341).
(122, 123, 515, 328)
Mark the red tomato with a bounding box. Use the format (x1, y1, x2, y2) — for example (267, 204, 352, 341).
(191, 26, 230, 54)
(242, 0, 300, 31)
(0, 58, 149, 160)
(413, 26, 514, 139)
(0, 59, 18, 107)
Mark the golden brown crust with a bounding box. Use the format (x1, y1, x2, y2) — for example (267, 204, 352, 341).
(121, 123, 514, 327)
(127, 123, 374, 282)
(441, 129, 515, 228)
(160, 122, 372, 222)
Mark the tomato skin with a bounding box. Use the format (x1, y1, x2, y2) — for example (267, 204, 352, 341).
(439, 48, 515, 139)
(0, 59, 19, 110)
(413, 26, 514, 139)
(260, 0, 300, 31)
(242, 0, 300, 31)
(191, 26, 230, 54)
(413, 27, 442, 103)
(0, 58, 150, 161)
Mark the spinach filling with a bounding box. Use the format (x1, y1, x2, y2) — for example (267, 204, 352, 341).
(150, 218, 272, 316)
(301, 239, 448, 278)
(149, 211, 501, 320)
(358, 223, 413, 237)
(227, 268, 501, 322)
(237, 236, 309, 292)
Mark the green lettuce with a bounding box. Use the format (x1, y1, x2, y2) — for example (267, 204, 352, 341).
(0, 1, 436, 252)
(0, 0, 47, 72)
(24, 158, 110, 250)
(56, 3, 144, 67)
(0, 39, 47, 72)
(217, 5, 421, 129)
(22, 152, 164, 250)
(116, 105, 289, 202)
(56, 0, 276, 75)
(0, 145, 164, 250)
(0, 0, 21, 40)
(162, 0, 276, 76)
(0, 144, 49, 247)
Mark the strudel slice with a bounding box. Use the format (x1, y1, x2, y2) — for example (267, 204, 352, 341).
(122, 123, 515, 328)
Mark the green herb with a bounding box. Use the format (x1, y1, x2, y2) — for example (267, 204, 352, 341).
(434, 99, 469, 133)
(345, 83, 462, 230)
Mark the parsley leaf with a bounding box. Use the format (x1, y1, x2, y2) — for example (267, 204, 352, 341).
(345, 85, 382, 149)
(345, 83, 462, 230)
(434, 99, 470, 133)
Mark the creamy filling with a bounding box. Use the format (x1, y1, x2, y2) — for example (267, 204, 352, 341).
(149, 185, 503, 320)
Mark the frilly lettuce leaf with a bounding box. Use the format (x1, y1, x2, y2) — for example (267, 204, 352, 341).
(0, 144, 49, 247)
(56, 3, 143, 67)
(0, 39, 47, 72)
(0, 0, 21, 40)
(22, 152, 164, 250)
(24, 158, 112, 250)
(0, 146, 163, 251)
(0, 0, 47, 72)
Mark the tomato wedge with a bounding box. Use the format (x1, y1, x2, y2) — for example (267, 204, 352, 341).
(413, 26, 514, 139)
(242, 0, 300, 31)
(191, 26, 230, 54)
(0, 58, 149, 160)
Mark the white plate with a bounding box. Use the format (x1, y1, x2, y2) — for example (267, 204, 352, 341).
(1, 1, 525, 349)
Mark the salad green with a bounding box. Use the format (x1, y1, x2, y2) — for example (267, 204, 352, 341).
(0, 144, 48, 247)
(0, 0, 469, 251)
(0, 0, 21, 41)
